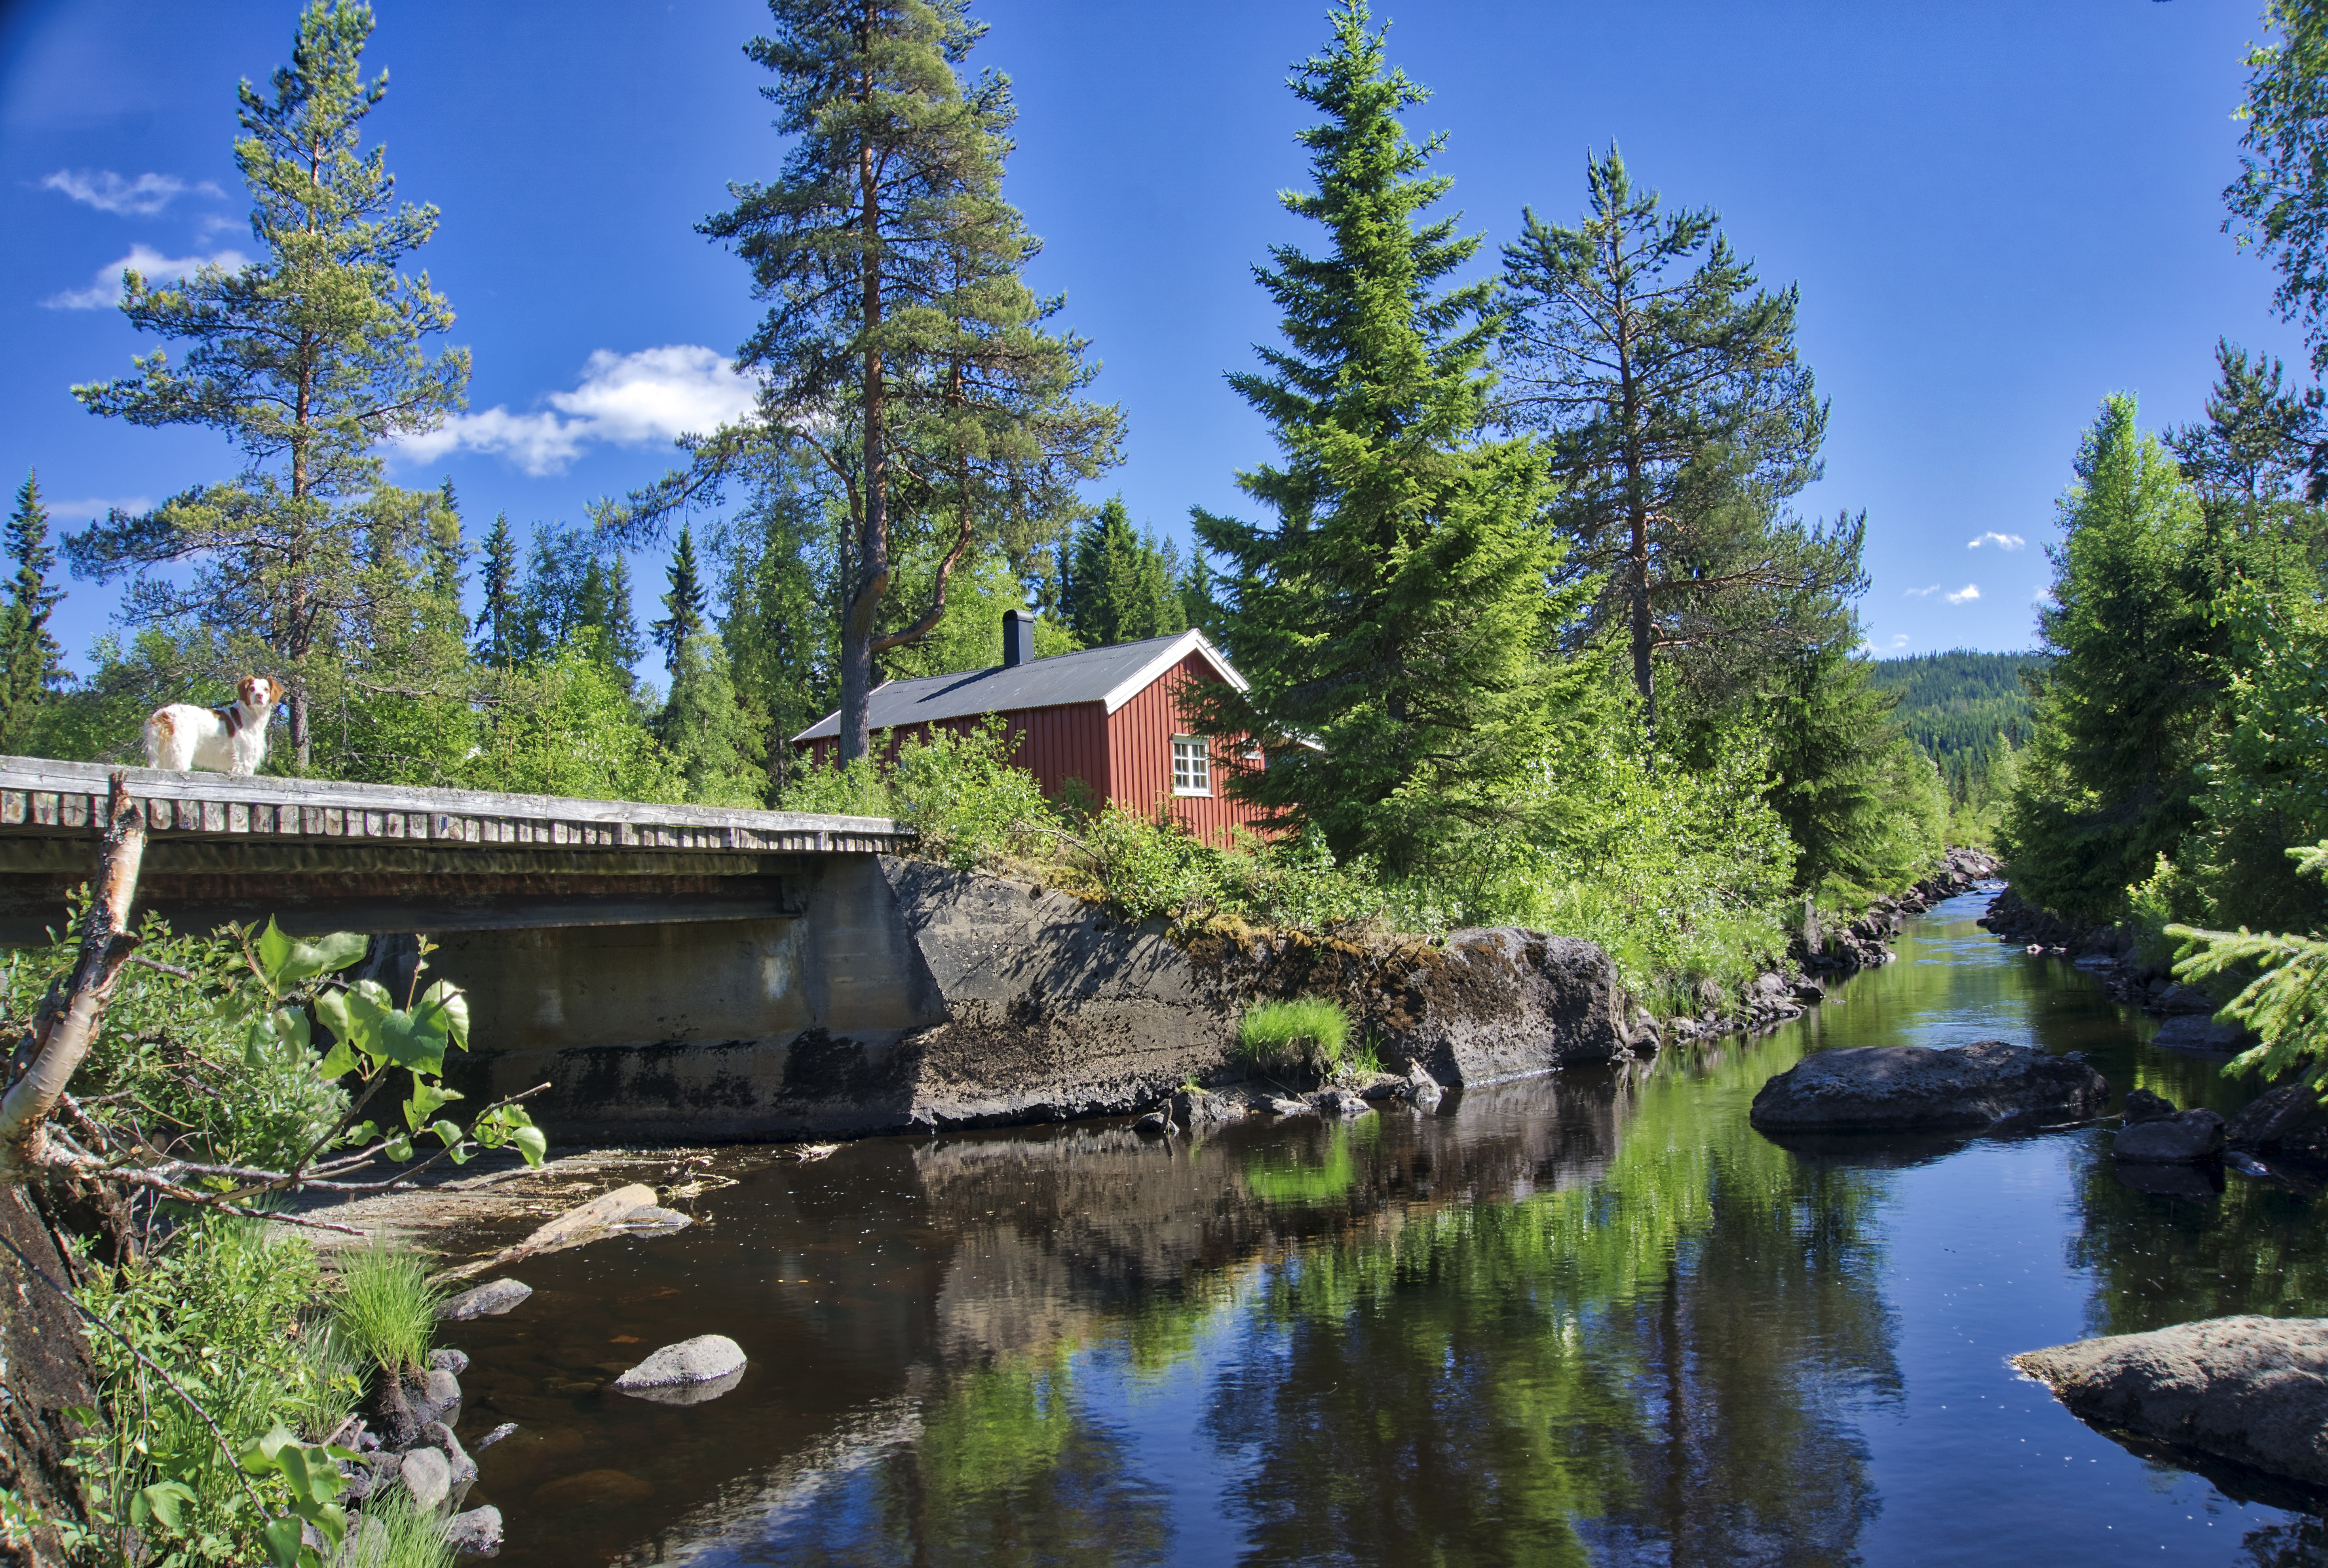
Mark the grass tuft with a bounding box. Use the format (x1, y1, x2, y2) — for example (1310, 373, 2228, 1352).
(1238, 998, 1351, 1077)
(342, 1484, 458, 1568)
(330, 1239, 443, 1375)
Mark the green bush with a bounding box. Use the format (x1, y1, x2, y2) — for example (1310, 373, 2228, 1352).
(1239, 998, 1351, 1077)
(72, 1215, 361, 1566)
(331, 1239, 443, 1375)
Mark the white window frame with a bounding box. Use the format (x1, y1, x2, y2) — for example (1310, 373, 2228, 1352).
(1171, 735, 1212, 796)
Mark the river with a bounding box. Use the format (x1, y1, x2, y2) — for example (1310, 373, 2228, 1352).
(440, 888, 2328, 1566)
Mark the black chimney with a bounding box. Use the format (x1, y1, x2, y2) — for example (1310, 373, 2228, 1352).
(1002, 608, 1037, 668)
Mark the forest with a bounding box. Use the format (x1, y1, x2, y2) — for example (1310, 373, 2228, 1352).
(8, 2, 2328, 1564)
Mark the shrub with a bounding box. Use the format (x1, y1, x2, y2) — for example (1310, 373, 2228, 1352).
(331, 1239, 443, 1375)
(72, 1215, 361, 1565)
(1239, 998, 1351, 1078)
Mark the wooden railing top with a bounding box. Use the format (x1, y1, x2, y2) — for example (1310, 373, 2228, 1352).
(0, 756, 909, 856)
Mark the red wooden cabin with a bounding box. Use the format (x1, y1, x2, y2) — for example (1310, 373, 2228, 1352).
(792, 610, 1271, 844)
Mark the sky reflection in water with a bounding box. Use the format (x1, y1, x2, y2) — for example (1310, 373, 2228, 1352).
(443, 891, 2328, 1566)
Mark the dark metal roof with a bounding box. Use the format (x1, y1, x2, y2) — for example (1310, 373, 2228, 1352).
(791, 630, 1243, 743)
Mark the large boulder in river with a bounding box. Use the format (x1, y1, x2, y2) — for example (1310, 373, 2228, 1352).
(2014, 1317, 2328, 1494)
(2113, 1090, 2225, 1164)
(612, 1334, 747, 1405)
(1748, 1040, 2108, 1134)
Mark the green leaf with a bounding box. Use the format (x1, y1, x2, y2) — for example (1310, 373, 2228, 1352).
(261, 1513, 305, 1568)
(384, 1135, 414, 1162)
(345, 988, 449, 1076)
(272, 1007, 311, 1054)
(429, 1119, 464, 1151)
(313, 988, 353, 1049)
(317, 1038, 357, 1079)
(258, 922, 371, 994)
(416, 979, 471, 1052)
(511, 1123, 547, 1167)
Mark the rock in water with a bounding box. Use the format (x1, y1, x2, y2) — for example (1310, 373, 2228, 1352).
(399, 1445, 452, 1510)
(1748, 1040, 2108, 1133)
(612, 1334, 747, 1405)
(437, 1279, 533, 1321)
(1169, 1088, 1242, 1133)
(2114, 1107, 2226, 1164)
(2152, 1016, 2253, 1053)
(1307, 1087, 1374, 1119)
(427, 1348, 471, 1375)
(1133, 1111, 1173, 1138)
(2015, 1317, 2328, 1492)
(2122, 1087, 2178, 1123)
(443, 1505, 503, 1558)
(2227, 1085, 2322, 1151)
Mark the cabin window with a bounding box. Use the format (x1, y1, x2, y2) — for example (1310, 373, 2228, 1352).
(1171, 736, 1211, 796)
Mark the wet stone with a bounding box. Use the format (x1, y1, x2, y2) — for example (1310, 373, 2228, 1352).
(443, 1505, 503, 1558)
(439, 1279, 534, 1321)
(612, 1334, 747, 1393)
(399, 1445, 451, 1510)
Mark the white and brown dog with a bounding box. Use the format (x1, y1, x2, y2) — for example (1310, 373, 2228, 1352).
(143, 676, 284, 775)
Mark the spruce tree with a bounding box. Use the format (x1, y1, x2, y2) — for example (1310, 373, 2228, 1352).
(660, 631, 769, 806)
(1, 472, 66, 749)
(1499, 146, 1848, 747)
(1062, 499, 1188, 646)
(475, 512, 521, 667)
(652, 525, 709, 668)
(596, 555, 643, 678)
(65, 0, 467, 768)
(1190, 2, 1589, 874)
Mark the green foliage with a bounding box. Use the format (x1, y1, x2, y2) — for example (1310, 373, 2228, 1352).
(329, 1241, 441, 1374)
(2, 907, 347, 1171)
(1867, 650, 2041, 789)
(1765, 642, 1944, 899)
(2165, 842, 2328, 1097)
(650, 524, 709, 669)
(1499, 143, 1847, 742)
(469, 638, 681, 802)
(2228, 1, 2328, 374)
(72, 1215, 362, 1568)
(473, 512, 522, 669)
(1238, 998, 1351, 1077)
(1192, 2, 1593, 876)
(1, 470, 65, 750)
(1060, 499, 1191, 647)
(659, 632, 769, 807)
(63, 0, 468, 769)
(336, 1483, 455, 1568)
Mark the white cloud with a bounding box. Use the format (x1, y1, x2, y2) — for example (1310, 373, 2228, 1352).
(40, 168, 221, 216)
(1889, 633, 1910, 648)
(1944, 583, 1980, 605)
(42, 495, 150, 522)
(42, 243, 247, 309)
(398, 345, 762, 476)
(1967, 531, 2026, 550)
(1905, 583, 1943, 598)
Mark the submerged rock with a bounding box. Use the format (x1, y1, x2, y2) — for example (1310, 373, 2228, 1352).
(2015, 1317, 2328, 1494)
(1748, 1040, 2108, 1134)
(1133, 1111, 1173, 1138)
(2227, 1085, 2322, 1151)
(2152, 1016, 2254, 1054)
(437, 1279, 533, 1321)
(612, 1334, 747, 1404)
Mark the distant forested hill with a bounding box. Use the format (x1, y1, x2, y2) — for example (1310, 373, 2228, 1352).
(1868, 650, 2044, 779)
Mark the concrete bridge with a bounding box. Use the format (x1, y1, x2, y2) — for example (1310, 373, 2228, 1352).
(0, 758, 943, 1138)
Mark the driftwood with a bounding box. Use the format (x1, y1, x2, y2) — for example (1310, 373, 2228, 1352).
(0, 773, 145, 1184)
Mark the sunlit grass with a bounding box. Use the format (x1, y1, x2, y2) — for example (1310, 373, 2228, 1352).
(329, 1239, 442, 1375)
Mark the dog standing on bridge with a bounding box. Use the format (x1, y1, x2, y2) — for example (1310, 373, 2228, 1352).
(143, 676, 284, 776)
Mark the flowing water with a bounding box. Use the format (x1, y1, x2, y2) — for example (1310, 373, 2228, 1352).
(440, 889, 2328, 1566)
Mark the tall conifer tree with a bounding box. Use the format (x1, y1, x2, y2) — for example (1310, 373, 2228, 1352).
(1, 472, 65, 749)
(65, 0, 467, 768)
(1062, 499, 1188, 646)
(1190, 2, 1588, 874)
(475, 512, 521, 667)
(1498, 147, 1846, 748)
(652, 525, 709, 667)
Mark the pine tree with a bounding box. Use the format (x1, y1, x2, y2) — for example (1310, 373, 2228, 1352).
(2229, 2, 2328, 372)
(1, 471, 66, 749)
(1189, 3, 1590, 874)
(1061, 499, 1188, 646)
(596, 554, 643, 678)
(1499, 146, 1851, 748)
(596, 0, 1120, 764)
(475, 512, 521, 667)
(651, 525, 708, 668)
(64, 0, 468, 769)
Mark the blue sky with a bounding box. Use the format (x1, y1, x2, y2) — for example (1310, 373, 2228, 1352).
(0, 0, 2305, 688)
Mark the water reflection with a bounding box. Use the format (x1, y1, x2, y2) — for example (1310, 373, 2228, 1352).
(439, 891, 2328, 1566)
